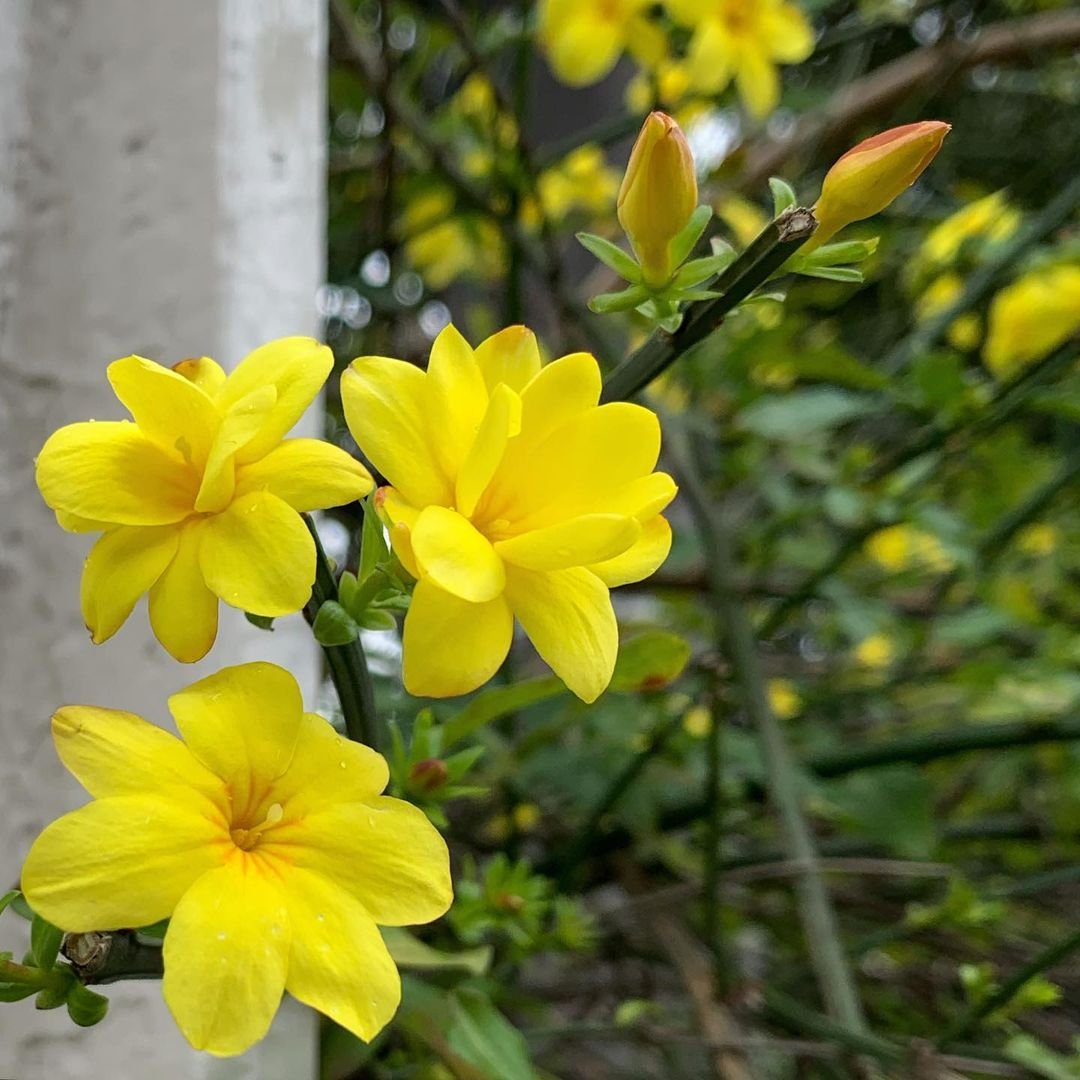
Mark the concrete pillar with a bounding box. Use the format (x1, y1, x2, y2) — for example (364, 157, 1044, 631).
(0, 1, 326, 1076)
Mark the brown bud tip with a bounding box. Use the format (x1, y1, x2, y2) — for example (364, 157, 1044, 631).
(409, 757, 449, 793)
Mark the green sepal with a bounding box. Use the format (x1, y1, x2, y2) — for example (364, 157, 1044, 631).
(35, 972, 73, 1012)
(359, 496, 391, 586)
(671, 288, 723, 302)
(244, 612, 275, 631)
(0, 891, 21, 918)
(30, 914, 64, 971)
(668, 204, 712, 268)
(636, 299, 683, 333)
(793, 237, 879, 269)
(338, 570, 360, 614)
(575, 232, 642, 283)
(589, 284, 649, 314)
(671, 251, 737, 289)
(769, 176, 797, 216)
(312, 600, 360, 645)
(0, 983, 37, 1003)
(358, 608, 397, 631)
(794, 265, 865, 283)
(66, 981, 110, 1027)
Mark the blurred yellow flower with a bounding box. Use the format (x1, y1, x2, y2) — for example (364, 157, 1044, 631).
(716, 193, 770, 248)
(538, 0, 665, 87)
(682, 704, 712, 737)
(1017, 522, 1061, 556)
(401, 191, 506, 289)
(854, 634, 895, 669)
(664, 0, 814, 118)
(865, 524, 954, 574)
(983, 264, 1080, 379)
(512, 803, 542, 832)
(22, 662, 451, 1055)
(36, 341, 372, 662)
(342, 325, 676, 702)
(916, 273, 983, 351)
(922, 190, 1021, 268)
(523, 145, 620, 227)
(768, 678, 802, 719)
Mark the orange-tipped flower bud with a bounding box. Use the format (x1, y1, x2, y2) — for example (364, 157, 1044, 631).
(409, 758, 449, 793)
(810, 121, 951, 249)
(617, 111, 698, 287)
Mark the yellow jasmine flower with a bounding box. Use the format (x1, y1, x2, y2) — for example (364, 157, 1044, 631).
(341, 324, 677, 702)
(538, 0, 666, 88)
(21, 662, 451, 1056)
(35, 340, 372, 663)
(767, 678, 802, 719)
(1017, 522, 1061, 557)
(865, 524, 954, 574)
(532, 145, 621, 225)
(854, 634, 894, 669)
(916, 273, 983, 351)
(664, 0, 814, 118)
(512, 803, 542, 832)
(716, 194, 771, 248)
(983, 264, 1080, 380)
(682, 704, 712, 737)
(401, 191, 506, 289)
(921, 190, 1021, 269)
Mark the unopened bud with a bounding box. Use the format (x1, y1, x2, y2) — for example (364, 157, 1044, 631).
(409, 757, 449, 793)
(617, 112, 698, 287)
(810, 121, 950, 249)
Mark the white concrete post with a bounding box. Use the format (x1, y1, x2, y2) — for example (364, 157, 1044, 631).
(0, 1, 326, 1076)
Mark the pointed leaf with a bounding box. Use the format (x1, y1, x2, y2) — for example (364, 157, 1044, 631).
(383, 928, 492, 975)
(669, 204, 712, 268)
(794, 265, 864, 283)
(446, 989, 538, 1080)
(312, 600, 360, 645)
(30, 914, 65, 971)
(672, 252, 737, 289)
(443, 677, 566, 749)
(575, 232, 641, 282)
(610, 631, 692, 692)
(588, 285, 650, 314)
(359, 496, 391, 586)
(770, 177, 797, 216)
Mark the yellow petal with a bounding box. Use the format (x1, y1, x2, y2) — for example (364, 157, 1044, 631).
(283, 867, 400, 1042)
(168, 662, 303, 810)
(215, 337, 332, 463)
(163, 859, 290, 1056)
(542, 13, 623, 86)
(341, 357, 452, 507)
(51, 705, 225, 804)
(277, 797, 451, 926)
(234, 438, 373, 511)
(270, 712, 389, 815)
(36, 422, 197, 525)
(21, 795, 226, 932)
(173, 356, 227, 395)
(390, 522, 420, 579)
(55, 509, 111, 532)
(424, 324, 488, 480)
(589, 472, 678, 521)
(686, 21, 734, 94)
(589, 514, 672, 585)
(149, 520, 219, 663)
(518, 351, 602, 445)
(107, 355, 221, 468)
(195, 385, 278, 513)
(762, 2, 815, 63)
(403, 579, 513, 697)
(736, 47, 780, 118)
(504, 566, 616, 703)
(474, 325, 542, 393)
(456, 384, 522, 518)
(199, 491, 315, 616)
(80, 525, 179, 644)
(411, 506, 505, 603)
(495, 513, 640, 571)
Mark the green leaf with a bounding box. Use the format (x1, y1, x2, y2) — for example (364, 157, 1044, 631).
(312, 601, 360, 646)
(0, 983, 37, 1003)
(443, 677, 566, 749)
(30, 914, 65, 971)
(671, 289, 723, 302)
(669, 204, 712, 269)
(358, 608, 397, 631)
(575, 232, 641, 282)
(338, 570, 360, 614)
(793, 265, 864, 283)
(795, 237, 878, 267)
(445, 989, 537, 1080)
(671, 252, 737, 289)
(383, 928, 492, 975)
(769, 176, 797, 216)
(827, 765, 936, 859)
(359, 496, 390, 586)
(588, 285, 649, 314)
(737, 389, 880, 440)
(1005, 1034, 1080, 1080)
(0, 891, 21, 918)
(66, 981, 110, 1027)
(610, 630, 692, 692)
(244, 612, 275, 631)
(35, 985, 70, 1011)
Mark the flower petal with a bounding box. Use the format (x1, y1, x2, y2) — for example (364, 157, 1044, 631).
(55, 509, 112, 532)
(275, 797, 451, 927)
(686, 20, 735, 94)
(542, 13, 623, 86)
(504, 566, 616, 702)
(736, 46, 780, 118)
(167, 661, 303, 812)
(51, 705, 225, 804)
(411, 506, 505, 603)
(495, 514, 640, 571)
(234, 438, 373, 511)
(199, 491, 315, 616)
(283, 867, 400, 1042)
(762, 3, 815, 63)
(214, 337, 332, 463)
(163, 859, 290, 1056)
(21, 795, 226, 932)
(149, 520, 219, 663)
(36, 421, 197, 525)
(342, 357, 452, 507)
(107, 355, 222, 468)
(588, 472, 678, 521)
(403, 579, 513, 697)
(173, 356, 228, 395)
(195, 385, 278, 513)
(474, 325, 542, 393)
(589, 514, 672, 586)
(518, 351, 602, 445)
(80, 525, 179, 644)
(424, 324, 488, 480)
(455, 384, 522, 518)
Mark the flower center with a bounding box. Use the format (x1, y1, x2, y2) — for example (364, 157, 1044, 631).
(230, 802, 283, 851)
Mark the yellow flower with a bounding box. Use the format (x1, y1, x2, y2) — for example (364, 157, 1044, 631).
(715, 193, 771, 247)
(767, 678, 802, 719)
(682, 703, 712, 737)
(664, 0, 814, 118)
(21, 662, 451, 1055)
(538, 0, 664, 88)
(618, 111, 698, 287)
(538, 145, 620, 222)
(810, 121, 950, 249)
(983, 264, 1080, 379)
(916, 274, 983, 351)
(865, 524, 954, 574)
(35, 340, 372, 663)
(922, 190, 1021, 268)
(512, 803, 542, 832)
(341, 324, 676, 702)
(401, 192, 506, 289)
(1017, 522, 1061, 556)
(854, 634, 894, 669)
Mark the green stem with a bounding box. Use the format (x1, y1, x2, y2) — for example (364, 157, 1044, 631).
(303, 514, 379, 749)
(670, 429, 867, 1034)
(937, 925, 1080, 1047)
(600, 207, 818, 403)
(65, 931, 165, 985)
(0, 957, 56, 988)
